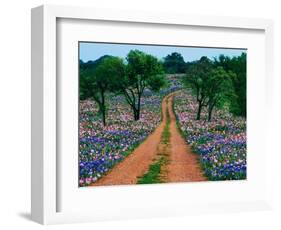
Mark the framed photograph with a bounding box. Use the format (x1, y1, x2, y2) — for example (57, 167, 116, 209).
(31, 5, 274, 225)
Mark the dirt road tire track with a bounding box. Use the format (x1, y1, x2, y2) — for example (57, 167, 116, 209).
(166, 94, 206, 182)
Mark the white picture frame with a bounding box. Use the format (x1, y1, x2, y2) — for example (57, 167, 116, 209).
(31, 4, 274, 225)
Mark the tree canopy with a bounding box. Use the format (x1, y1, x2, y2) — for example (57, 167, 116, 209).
(163, 52, 186, 74)
(183, 56, 213, 120)
(80, 56, 125, 126)
(184, 56, 238, 121)
(79, 50, 165, 124)
(214, 53, 246, 117)
(119, 50, 165, 120)
(204, 66, 235, 121)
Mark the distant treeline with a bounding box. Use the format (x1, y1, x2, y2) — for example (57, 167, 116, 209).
(80, 50, 246, 125)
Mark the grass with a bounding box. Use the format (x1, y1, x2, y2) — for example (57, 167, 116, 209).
(162, 107, 171, 144)
(172, 94, 186, 138)
(137, 99, 171, 184)
(137, 156, 167, 184)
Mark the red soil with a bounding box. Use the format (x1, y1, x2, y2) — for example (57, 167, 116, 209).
(166, 94, 206, 182)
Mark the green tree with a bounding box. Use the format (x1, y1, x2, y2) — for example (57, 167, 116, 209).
(163, 52, 186, 74)
(79, 55, 112, 100)
(205, 67, 235, 121)
(214, 53, 246, 116)
(80, 56, 125, 126)
(184, 56, 213, 120)
(119, 50, 165, 120)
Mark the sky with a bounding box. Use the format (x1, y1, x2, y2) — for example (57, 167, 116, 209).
(79, 42, 246, 63)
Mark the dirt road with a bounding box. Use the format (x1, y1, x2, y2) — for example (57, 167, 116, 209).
(165, 94, 206, 182)
(91, 92, 206, 186)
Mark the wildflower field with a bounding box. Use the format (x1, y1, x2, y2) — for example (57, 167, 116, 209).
(78, 45, 247, 186)
(79, 75, 246, 186)
(174, 90, 246, 180)
(79, 76, 182, 186)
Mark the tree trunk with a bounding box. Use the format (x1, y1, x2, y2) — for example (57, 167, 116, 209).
(208, 102, 215, 122)
(101, 107, 106, 126)
(133, 108, 140, 121)
(196, 102, 202, 120)
(208, 108, 212, 122)
(136, 93, 141, 120)
(132, 106, 138, 121)
(136, 108, 140, 120)
(132, 93, 141, 121)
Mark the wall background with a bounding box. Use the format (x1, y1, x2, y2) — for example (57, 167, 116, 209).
(0, 0, 280, 229)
